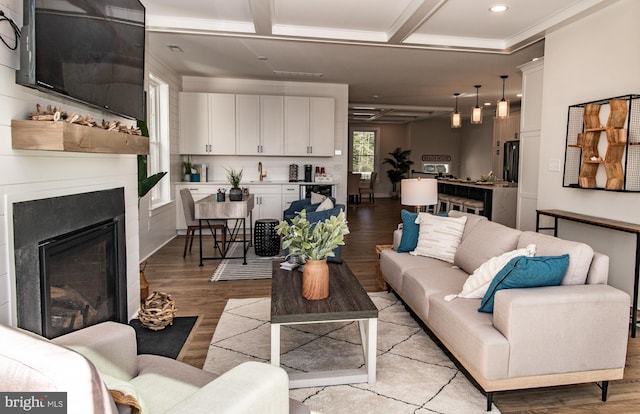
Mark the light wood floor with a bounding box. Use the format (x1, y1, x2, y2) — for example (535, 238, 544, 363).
(143, 198, 640, 413)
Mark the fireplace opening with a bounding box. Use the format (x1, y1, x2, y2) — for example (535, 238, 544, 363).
(13, 187, 128, 338)
(39, 219, 124, 339)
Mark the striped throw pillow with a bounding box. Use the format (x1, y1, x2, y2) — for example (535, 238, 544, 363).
(410, 213, 467, 263)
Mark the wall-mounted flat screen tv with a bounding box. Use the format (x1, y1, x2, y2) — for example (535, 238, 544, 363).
(16, 0, 146, 121)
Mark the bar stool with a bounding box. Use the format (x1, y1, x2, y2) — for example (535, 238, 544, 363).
(449, 196, 467, 211)
(463, 199, 485, 215)
(437, 194, 452, 214)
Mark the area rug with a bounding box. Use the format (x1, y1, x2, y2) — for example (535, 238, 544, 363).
(129, 316, 199, 359)
(203, 292, 499, 413)
(210, 243, 284, 281)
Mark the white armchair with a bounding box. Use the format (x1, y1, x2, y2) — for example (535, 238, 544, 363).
(1, 322, 307, 414)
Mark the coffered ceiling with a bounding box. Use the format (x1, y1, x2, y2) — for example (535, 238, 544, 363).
(141, 0, 618, 123)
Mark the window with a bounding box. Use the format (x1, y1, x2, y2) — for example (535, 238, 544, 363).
(351, 129, 378, 180)
(147, 74, 170, 208)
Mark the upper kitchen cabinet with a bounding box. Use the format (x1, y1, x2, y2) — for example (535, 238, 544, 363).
(236, 95, 284, 155)
(284, 96, 335, 156)
(180, 92, 236, 155)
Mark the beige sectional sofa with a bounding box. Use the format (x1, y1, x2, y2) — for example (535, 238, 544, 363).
(379, 211, 630, 411)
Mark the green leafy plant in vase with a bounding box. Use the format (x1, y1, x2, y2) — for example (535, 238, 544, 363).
(226, 168, 244, 201)
(276, 210, 350, 300)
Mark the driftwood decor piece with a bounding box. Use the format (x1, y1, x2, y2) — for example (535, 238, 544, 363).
(138, 291, 177, 331)
(11, 104, 150, 155)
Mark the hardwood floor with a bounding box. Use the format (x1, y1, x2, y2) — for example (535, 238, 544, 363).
(143, 198, 639, 413)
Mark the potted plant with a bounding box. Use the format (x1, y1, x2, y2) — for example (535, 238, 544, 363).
(137, 119, 167, 303)
(276, 210, 350, 300)
(226, 168, 244, 201)
(182, 161, 193, 182)
(382, 147, 414, 198)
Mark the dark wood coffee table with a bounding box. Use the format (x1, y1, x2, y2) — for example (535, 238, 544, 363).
(270, 261, 378, 388)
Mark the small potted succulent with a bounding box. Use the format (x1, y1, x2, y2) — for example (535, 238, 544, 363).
(226, 168, 244, 201)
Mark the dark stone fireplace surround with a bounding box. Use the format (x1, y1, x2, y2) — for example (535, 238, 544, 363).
(13, 187, 128, 336)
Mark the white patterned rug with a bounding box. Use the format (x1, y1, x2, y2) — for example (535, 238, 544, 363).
(209, 243, 284, 281)
(203, 292, 499, 413)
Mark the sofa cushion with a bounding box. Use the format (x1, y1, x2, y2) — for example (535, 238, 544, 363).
(447, 210, 488, 241)
(401, 265, 468, 321)
(379, 250, 444, 293)
(454, 219, 521, 274)
(427, 294, 510, 380)
(397, 209, 419, 252)
(315, 197, 334, 211)
(310, 192, 326, 204)
(445, 244, 536, 301)
(517, 231, 594, 285)
(132, 354, 217, 413)
(411, 214, 467, 263)
(478, 255, 569, 313)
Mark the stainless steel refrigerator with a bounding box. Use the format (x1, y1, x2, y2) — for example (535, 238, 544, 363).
(503, 140, 520, 183)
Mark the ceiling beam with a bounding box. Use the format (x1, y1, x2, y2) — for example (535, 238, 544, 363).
(387, 0, 448, 44)
(249, 0, 273, 35)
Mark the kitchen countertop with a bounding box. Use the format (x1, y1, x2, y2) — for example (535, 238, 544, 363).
(437, 179, 517, 189)
(177, 180, 337, 186)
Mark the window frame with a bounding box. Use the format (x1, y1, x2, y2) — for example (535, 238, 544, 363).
(350, 128, 379, 181)
(147, 73, 171, 210)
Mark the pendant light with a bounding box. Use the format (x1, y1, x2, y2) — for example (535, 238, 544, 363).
(451, 93, 461, 128)
(471, 85, 483, 124)
(497, 75, 510, 118)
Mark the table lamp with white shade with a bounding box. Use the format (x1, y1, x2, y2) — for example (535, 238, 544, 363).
(401, 178, 438, 213)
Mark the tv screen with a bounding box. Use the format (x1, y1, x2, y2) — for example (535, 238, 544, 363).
(17, 0, 146, 121)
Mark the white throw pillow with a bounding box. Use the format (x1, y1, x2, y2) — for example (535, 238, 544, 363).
(310, 192, 326, 204)
(444, 244, 537, 301)
(410, 213, 467, 263)
(315, 197, 334, 212)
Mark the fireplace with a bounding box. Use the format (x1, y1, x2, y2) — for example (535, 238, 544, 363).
(13, 188, 127, 338)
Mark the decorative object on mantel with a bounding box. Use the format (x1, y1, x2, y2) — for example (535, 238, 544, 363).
(138, 291, 177, 331)
(226, 168, 244, 201)
(29, 104, 142, 135)
(276, 210, 349, 300)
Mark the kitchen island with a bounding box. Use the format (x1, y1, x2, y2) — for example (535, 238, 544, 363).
(438, 179, 518, 227)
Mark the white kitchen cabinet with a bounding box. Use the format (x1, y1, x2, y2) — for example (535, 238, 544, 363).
(248, 185, 283, 229)
(236, 95, 284, 155)
(260, 96, 284, 155)
(284, 96, 334, 156)
(309, 97, 335, 156)
(281, 184, 299, 212)
(235, 95, 260, 155)
(284, 96, 310, 156)
(179, 93, 209, 155)
(179, 92, 236, 155)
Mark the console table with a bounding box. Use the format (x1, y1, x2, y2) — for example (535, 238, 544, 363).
(536, 209, 640, 337)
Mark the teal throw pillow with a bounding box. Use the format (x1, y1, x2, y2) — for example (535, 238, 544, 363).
(397, 210, 419, 252)
(478, 254, 569, 313)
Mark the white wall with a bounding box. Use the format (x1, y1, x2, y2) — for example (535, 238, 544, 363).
(181, 77, 349, 206)
(0, 0, 140, 324)
(539, 0, 640, 300)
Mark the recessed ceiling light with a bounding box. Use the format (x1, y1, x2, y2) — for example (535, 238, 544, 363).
(484, 102, 492, 106)
(257, 56, 268, 60)
(489, 5, 509, 13)
(516, 93, 523, 97)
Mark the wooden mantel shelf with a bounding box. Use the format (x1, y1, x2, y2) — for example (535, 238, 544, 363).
(11, 120, 149, 155)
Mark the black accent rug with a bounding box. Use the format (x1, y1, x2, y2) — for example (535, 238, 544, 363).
(129, 316, 198, 359)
